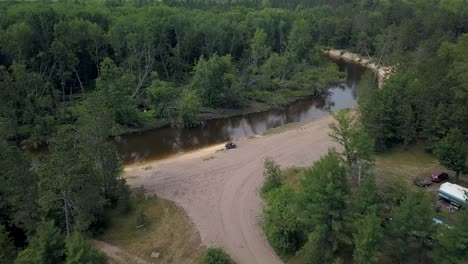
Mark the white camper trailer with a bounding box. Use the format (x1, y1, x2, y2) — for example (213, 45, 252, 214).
(437, 182, 468, 208)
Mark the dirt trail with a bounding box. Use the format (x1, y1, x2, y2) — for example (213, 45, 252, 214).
(125, 115, 337, 264)
(93, 240, 149, 264)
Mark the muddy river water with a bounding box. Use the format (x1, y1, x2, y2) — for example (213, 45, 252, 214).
(115, 59, 366, 164)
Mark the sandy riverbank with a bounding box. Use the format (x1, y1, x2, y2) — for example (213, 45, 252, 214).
(124, 115, 338, 264)
(323, 49, 393, 88)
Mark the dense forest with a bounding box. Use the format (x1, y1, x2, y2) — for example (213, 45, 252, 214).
(0, 0, 467, 263)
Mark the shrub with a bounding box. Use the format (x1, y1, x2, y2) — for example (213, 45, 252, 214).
(135, 206, 147, 227)
(263, 186, 302, 255)
(261, 158, 282, 195)
(201, 248, 235, 264)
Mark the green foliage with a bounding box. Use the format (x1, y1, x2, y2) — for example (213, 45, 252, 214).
(135, 206, 147, 227)
(96, 58, 140, 127)
(36, 134, 105, 234)
(263, 186, 301, 255)
(15, 221, 64, 264)
(0, 224, 16, 264)
(258, 53, 290, 91)
(65, 232, 106, 264)
(249, 28, 271, 71)
(329, 109, 374, 185)
(300, 151, 350, 263)
(286, 18, 314, 60)
(354, 172, 378, 215)
(352, 206, 383, 264)
(261, 158, 282, 195)
(0, 140, 38, 233)
(178, 89, 202, 126)
(0, 64, 58, 146)
(390, 191, 435, 261)
(360, 73, 411, 151)
(147, 77, 179, 122)
(201, 247, 235, 264)
(433, 128, 466, 182)
(433, 208, 468, 264)
(191, 54, 240, 108)
(76, 95, 126, 203)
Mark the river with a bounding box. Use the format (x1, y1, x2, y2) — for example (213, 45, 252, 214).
(115, 59, 365, 164)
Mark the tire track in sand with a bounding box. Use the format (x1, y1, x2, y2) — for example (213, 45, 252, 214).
(124, 115, 336, 264)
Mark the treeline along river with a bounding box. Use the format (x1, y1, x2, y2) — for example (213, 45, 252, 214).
(116, 59, 366, 164)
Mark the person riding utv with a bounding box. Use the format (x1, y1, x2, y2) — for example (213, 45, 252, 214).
(225, 141, 237, 149)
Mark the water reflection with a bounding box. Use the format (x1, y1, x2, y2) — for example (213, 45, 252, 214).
(116, 61, 364, 164)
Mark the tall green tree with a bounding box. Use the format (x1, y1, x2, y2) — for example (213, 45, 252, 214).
(352, 206, 383, 264)
(15, 221, 64, 264)
(76, 93, 125, 203)
(146, 77, 179, 123)
(0, 64, 58, 146)
(109, 14, 155, 96)
(96, 58, 140, 126)
(65, 232, 106, 264)
(286, 18, 314, 61)
(300, 151, 350, 263)
(329, 109, 374, 185)
(36, 135, 105, 235)
(178, 89, 202, 126)
(391, 191, 435, 262)
(433, 128, 466, 183)
(191, 54, 240, 108)
(0, 140, 38, 234)
(241, 28, 271, 91)
(353, 172, 378, 215)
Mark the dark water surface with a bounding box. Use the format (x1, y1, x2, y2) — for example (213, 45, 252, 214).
(116, 60, 365, 164)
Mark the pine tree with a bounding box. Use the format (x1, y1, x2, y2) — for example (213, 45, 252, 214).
(300, 151, 350, 263)
(391, 191, 435, 262)
(15, 221, 64, 264)
(354, 172, 378, 216)
(353, 206, 383, 264)
(433, 128, 466, 183)
(65, 232, 106, 264)
(37, 134, 105, 235)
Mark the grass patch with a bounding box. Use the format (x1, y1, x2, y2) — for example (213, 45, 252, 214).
(281, 167, 306, 192)
(374, 143, 468, 190)
(99, 195, 205, 264)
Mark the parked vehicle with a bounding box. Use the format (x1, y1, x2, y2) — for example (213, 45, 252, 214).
(413, 177, 432, 187)
(225, 141, 237, 150)
(431, 172, 448, 182)
(437, 182, 468, 208)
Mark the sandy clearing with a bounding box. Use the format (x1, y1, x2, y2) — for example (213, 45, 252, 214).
(125, 115, 337, 264)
